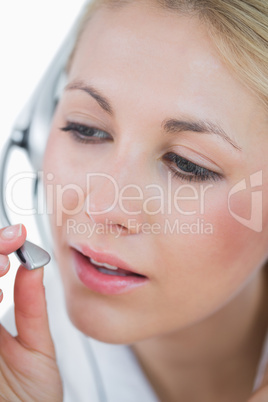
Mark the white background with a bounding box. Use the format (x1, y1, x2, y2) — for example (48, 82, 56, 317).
(0, 1, 86, 318)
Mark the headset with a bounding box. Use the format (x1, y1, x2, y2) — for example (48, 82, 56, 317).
(0, 4, 88, 270)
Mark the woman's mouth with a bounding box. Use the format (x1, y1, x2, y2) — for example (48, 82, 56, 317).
(70, 246, 149, 295)
(88, 257, 140, 276)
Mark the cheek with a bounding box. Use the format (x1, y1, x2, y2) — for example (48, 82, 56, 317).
(42, 131, 87, 242)
(43, 128, 87, 200)
(195, 183, 268, 269)
(155, 183, 268, 311)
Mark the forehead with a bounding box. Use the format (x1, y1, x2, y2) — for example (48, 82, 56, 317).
(73, 4, 222, 82)
(69, 2, 267, 148)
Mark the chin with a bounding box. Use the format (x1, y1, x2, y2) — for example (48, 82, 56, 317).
(64, 295, 139, 344)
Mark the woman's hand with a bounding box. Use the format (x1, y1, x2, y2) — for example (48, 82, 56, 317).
(0, 224, 63, 401)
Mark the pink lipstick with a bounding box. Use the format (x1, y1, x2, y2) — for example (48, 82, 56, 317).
(70, 244, 149, 295)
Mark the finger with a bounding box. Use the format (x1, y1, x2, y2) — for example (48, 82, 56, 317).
(0, 255, 11, 304)
(0, 254, 10, 277)
(14, 265, 55, 358)
(0, 224, 27, 255)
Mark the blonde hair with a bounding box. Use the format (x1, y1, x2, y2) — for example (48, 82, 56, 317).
(70, 0, 268, 108)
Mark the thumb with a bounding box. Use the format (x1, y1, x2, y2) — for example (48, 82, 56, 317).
(14, 265, 55, 358)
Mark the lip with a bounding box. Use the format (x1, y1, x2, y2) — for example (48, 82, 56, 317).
(69, 244, 149, 295)
(70, 243, 145, 276)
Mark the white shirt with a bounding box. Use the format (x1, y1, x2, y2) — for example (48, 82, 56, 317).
(2, 263, 267, 401)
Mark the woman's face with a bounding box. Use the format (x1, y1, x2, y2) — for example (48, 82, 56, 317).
(43, 2, 268, 343)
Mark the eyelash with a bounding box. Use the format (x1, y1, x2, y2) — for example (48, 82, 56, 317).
(61, 122, 112, 143)
(60, 122, 222, 183)
(163, 152, 221, 182)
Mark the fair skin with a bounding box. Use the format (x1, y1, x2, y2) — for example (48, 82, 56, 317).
(0, 226, 62, 401)
(1, 2, 268, 401)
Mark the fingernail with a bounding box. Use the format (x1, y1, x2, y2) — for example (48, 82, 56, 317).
(1, 224, 22, 240)
(0, 255, 9, 272)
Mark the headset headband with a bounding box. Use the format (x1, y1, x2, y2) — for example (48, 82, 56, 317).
(0, 2, 91, 269)
(11, 1, 90, 171)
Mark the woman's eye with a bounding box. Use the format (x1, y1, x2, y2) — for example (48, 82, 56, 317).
(60, 122, 112, 143)
(163, 152, 223, 183)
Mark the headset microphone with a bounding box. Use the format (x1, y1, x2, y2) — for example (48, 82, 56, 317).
(0, 3, 87, 270)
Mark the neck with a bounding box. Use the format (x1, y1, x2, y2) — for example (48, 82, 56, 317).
(131, 266, 268, 402)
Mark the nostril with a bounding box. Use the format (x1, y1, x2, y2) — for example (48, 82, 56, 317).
(120, 223, 129, 231)
(85, 210, 96, 223)
(113, 223, 129, 234)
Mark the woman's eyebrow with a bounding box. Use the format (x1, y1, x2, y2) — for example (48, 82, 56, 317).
(162, 118, 242, 151)
(65, 81, 113, 115)
(65, 81, 241, 152)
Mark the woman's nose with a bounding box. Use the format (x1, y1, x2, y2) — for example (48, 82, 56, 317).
(83, 172, 146, 234)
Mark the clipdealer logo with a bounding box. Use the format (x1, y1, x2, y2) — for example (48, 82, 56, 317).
(4, 170, 264, 233)
(228, 171, 263, 232)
